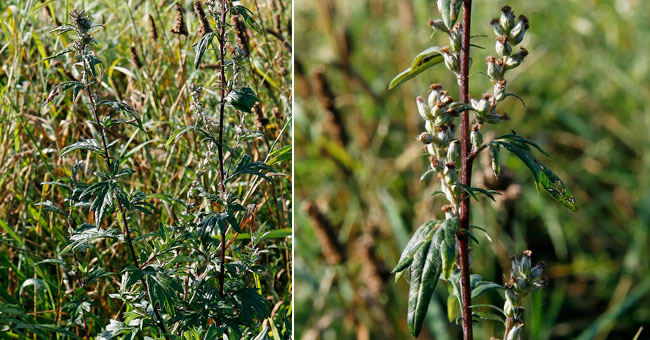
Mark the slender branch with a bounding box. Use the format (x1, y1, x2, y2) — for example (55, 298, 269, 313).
(217, 0, 229, 299)
(81, 59, 170, 340)
(457, 1, 474, 340)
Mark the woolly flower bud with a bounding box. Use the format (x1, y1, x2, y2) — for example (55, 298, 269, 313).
(442, 204, 455, 219)
(425, 120, 436, 134)
(428, 84, 443, 108)
(444, 162, 458, 185)
(441, 47, 459, 73)
(450, 24, 462, 53)
(416, 96, 434, 121)
(417, 132, 434, 144)
(470, 125, 482, 149)
(520, 249, 532, 274)
(428, 19, 448, 33)
(470, 95, 490, 117)
(494, 80, 507, 101)
(490, 18, 505, 36)
(500, 6, 515, 32)
(507, 322, 525, 340)
(426, 144, 437, 158)
(447, 140, 459, 165)
(485, 56, 504, 81)
(509, 15, 530, 45)
(496, 35, 512, 57)
(434, 127, 450, 147)
(529, 262, 545, 281)
(506, 47, 528, 69)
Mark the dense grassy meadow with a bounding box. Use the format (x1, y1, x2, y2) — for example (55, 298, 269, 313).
(0, 0, 291, 338)
(295, 0, 650, 339)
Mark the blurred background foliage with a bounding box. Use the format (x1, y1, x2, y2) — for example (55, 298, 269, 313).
(295, 0, 650, 339)
(0, 0, 291, 338)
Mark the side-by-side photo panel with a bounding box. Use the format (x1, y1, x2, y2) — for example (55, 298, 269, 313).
(295, 0, 650, 339)
(0, 1, 291, 339)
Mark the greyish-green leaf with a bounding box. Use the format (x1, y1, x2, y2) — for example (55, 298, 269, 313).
(389, 47, 444, 90)
(407, 228, 443, 338)
(491, 135, 578, 211)
(440, 217, 458, 280)
(43, 81, 83, 105)
(393, 220, 439, 275)
(226, 86, 258, 113)
(193, 31, 217, 70)
(59, 139, 103, 157)
(231, 5, 263, 34)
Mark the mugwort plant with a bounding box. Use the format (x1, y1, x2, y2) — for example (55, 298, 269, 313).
(389, 1, 577, 339)
(39, 3, 282, 338)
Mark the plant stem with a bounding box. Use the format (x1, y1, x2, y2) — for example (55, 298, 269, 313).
(82, 59, 170, 340)
(457, 1, 474, 340)
(217, 0, 228, 299)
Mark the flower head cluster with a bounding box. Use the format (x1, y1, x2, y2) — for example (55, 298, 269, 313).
(503, 250, 546, 339)
(416, 84, 463, 212)
(508, 250, 547, 295)
(468, 7, 530, 144)
(70, 9, 92, 33)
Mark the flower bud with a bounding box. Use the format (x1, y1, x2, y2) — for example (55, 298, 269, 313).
(426, 144, 437, 157)
(507, 322, 524, 340)
(505, 47, 528, 69)
(520, 250, 532, 274)
(496, 35, 512, 57)
(504, 299, 514, 317)
(489, 144, 500, 178)
(511, 256, 521, 278)
(490, 18, 505, 36)
(529, 262, 545, 281)
(514, 277, 526, 292)
(486, 56, 504, 81)
(444, 162, 458, 185)
(470, 125, 483, 149)
(450, 25, 463, 52)
(416, 96, 434, 121)
(500, 6, 515, 32)
(509, 15, 530, 45)
(494, 80, 507, 101)
(418, 132, 434, 144)
(470, 95, 489, 118)
(428, 18, 449, 34)
(447, 140, 459, 165)
(441, 47, 459, 73)
(441, 205, 455, 219)
(425, 120, 436, 134)
(436, 129, 450, 148)
(428, 84, 443, 108)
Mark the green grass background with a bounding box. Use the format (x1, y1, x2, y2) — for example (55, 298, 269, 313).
(295, 0, 650, 339)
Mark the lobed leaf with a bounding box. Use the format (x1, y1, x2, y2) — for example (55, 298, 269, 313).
(491, 136, 578, 211)
(226, 86, 258, 113)
(231, 4, 263, 34)
(193, 31, 217, 70)
(43, 81, 83, 106)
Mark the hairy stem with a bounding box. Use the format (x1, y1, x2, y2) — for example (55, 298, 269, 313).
(217, 0, 228, 299)
(457, 1, 474, 340)
(81, 59, 170, 340)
